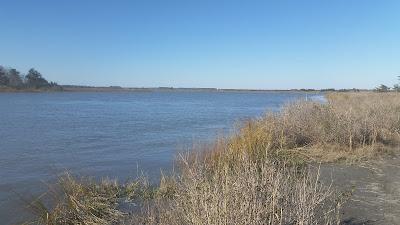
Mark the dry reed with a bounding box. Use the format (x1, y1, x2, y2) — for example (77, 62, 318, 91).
(130, 150, 343, 225)
(231, 92, 400, 162)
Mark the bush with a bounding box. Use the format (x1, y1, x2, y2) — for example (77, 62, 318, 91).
(131, 151, 342, 225)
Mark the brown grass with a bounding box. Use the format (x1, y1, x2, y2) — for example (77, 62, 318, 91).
(129, 151, 343, 225)
(228, 92, 400, 162)
(24, 173, 124, 225)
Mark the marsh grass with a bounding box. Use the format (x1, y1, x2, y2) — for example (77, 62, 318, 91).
(229, 92, 400, 162)
(129, 150, 343, 225)
(25, 92, 399, 224)
(23, 173, 124, 225)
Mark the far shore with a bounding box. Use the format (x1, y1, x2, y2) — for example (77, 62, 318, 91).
(0, 85, 369, 93)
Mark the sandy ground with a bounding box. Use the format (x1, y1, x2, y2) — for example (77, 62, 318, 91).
(320, 154, 400, 225)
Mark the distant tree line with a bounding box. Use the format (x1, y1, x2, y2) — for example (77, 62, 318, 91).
(291, 88, 362, 92)
(375, 76, 400, 92)
(0, 65, 61, 90)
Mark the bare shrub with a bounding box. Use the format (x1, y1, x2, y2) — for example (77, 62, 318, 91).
(130, 150, 342, 225)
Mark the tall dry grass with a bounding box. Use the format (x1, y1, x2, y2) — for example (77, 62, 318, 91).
(130, 150, 343, 225)
(289, 93, 400, 148)
(231, 92, 400, 161)
(25, 92, 400, 224)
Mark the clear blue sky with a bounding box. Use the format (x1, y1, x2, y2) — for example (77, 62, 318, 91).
(1, 0, 399, 89)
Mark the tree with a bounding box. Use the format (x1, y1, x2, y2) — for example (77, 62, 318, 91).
(394, 76, 400, 92)
(0, 66, 9, 86)
(6, 68, 24, 87)
(25, 68, 50, 88)
(375, 84, 390, 92)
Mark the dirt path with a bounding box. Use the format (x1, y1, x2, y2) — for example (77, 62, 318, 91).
(320, 154, 400, 225)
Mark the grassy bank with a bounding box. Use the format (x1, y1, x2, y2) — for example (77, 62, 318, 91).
(24, 92, 400, 225)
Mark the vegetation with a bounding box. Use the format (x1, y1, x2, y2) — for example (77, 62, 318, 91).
(25, 174, 123, 225)
(394, 76, 400, 92)
(375, 84, 390, 92)
(25, 157, 343, 225)
(245, 92, 400, 161)
(0, 65, 61, 91)
(374, 76, 400, 92)
(129, 157, 342, 225)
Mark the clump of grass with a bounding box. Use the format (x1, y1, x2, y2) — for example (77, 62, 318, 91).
(24, 173, 177, 225)
(24, 173, 124, 225)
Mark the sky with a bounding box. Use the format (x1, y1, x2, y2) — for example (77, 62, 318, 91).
(0, 0, 399, 89)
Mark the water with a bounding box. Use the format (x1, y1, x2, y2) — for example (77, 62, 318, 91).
(0, 91, 322, 223)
